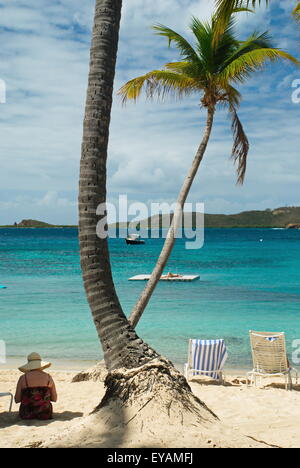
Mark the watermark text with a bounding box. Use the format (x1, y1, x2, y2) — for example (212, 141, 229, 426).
(292, 79, 300, 104)
(96, 196, 204, 250)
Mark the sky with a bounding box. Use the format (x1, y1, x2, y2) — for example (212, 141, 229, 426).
(0, 0, 299, 225)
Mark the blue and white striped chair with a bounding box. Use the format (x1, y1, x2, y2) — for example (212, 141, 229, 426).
(184, 339, 228, 384)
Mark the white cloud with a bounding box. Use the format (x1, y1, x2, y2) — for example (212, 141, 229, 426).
(0, 190, 77, 225)
(37, 190, 75, 208)
(0, 0, 299, 224)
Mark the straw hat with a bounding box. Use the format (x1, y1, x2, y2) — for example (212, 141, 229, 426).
(19, 352, 51, 373)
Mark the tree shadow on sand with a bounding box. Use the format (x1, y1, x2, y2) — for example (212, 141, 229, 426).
(265, 383, 300, 391)
(44, 394, 128, 448)
(0, 410, 83, 429)
(63, 363, 128, 448)
(188, 378, 235, 387)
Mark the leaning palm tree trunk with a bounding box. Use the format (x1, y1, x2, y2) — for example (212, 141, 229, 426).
(129, 106, 215, 328)
(79, 0, 157, 371)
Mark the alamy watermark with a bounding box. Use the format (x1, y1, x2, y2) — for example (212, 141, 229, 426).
(292, 79, 300, 104)
(0, 340, 6, 364)
(0, 79, 6, 104)
(96, 195, 204, 250)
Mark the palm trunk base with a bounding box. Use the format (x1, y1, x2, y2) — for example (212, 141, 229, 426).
(72, 360, 107, 383)
(95, 357, 218, 421)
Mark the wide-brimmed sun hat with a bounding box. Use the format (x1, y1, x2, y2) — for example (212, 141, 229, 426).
(18, 352, 51, 373)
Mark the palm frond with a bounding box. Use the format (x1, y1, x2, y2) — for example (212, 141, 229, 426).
(118, 70, 200, 105)
(212, 5, 253, 29)
(213, 0, 269, 43)
(230, 107, 249, 184)
(164, 61, 205, 78)
(232, 7, 254, 13)
(189, 16, 214, 61)
(220, 48, 299, 84)
(293, 2, 300, 24)
(212, 17, 241, 69)
(152, 24, 199, 62)
(223, 84, 242, 107)
(220, 31, 273, 72)
(225, 31, 273, 61)
(191, 15, 239, 75)
(215, 0, 269, 16)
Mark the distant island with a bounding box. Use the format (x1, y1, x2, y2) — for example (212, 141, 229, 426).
(1, 207, 300, 229)
(0, 219, 77, 228)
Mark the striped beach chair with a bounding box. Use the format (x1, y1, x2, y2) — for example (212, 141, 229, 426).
(184, 339, 228, 384)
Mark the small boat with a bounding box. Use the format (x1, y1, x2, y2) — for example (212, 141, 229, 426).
(125, 234, 145, 245)
(0, 285, 7, 289)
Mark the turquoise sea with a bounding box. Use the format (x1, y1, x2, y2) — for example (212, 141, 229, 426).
(0, 227, 300, 370)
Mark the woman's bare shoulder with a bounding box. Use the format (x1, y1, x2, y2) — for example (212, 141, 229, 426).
(17, 374, 26, 384)
(42, 371, 55, 384)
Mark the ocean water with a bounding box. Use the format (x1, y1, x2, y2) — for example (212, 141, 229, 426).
(0, 227, 300, 370)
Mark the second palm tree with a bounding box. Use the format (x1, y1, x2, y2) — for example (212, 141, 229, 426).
(118, 12, 298, 328)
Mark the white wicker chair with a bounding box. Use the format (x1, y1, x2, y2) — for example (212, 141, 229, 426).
(0, 392, 13, 412)
(247, 331, 298, 391)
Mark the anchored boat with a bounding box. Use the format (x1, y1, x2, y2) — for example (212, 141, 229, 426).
(125, 234, 145, 245)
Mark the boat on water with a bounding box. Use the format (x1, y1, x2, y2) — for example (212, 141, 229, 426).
(0, 285, 7, 289)
(125, 234, 145, 245)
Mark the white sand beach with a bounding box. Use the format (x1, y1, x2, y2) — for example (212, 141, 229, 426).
(1, 366, 300, 448)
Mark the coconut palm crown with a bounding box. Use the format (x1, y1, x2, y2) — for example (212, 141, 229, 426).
(118, 13, 298, 184)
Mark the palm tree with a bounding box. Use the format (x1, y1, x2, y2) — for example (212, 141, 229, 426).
(79, 0, 158, 371)
(79, 2, 219, 424)
(118, 13, 298, 328)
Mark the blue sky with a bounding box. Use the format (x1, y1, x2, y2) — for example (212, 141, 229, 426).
(0, 0, 299, 225)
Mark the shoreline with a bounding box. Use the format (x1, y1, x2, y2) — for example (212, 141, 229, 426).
(1, 356, 252, 377)
(1, 357, 99, 372)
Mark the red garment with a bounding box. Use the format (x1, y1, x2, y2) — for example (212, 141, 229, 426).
(19, 374, 53, 420)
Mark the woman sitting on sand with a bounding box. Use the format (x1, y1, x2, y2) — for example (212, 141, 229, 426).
(14, 352, 57, 420)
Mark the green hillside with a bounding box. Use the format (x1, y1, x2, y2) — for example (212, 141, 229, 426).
(204, 207, 300, 228)
(115, 206, 300, 229)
